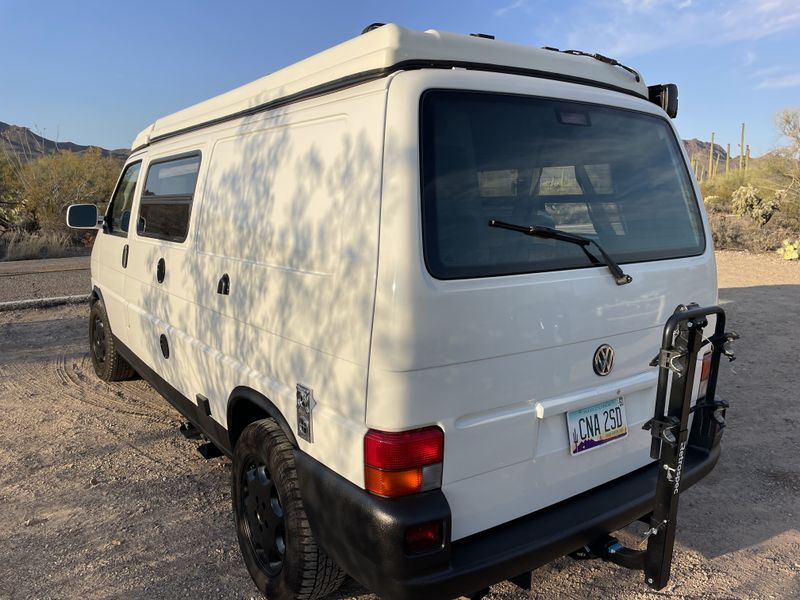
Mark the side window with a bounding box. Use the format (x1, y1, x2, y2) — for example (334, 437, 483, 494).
(138, 153, 201, 243)
(106, 162, 141, 236)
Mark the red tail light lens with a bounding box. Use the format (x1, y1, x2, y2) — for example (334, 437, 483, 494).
(698, 352, 712, 398)
(404, 521, 444, 554)
(364, 427, 444, 497)
(365, 427, 443, 469)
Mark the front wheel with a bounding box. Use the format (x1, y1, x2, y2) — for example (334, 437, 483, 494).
(232, 419, 345, 600)
(89, 300, 135, 382)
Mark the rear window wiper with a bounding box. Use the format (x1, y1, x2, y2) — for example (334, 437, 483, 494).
(488, 219, 633, 286)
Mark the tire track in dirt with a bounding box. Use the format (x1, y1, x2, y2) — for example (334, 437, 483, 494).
(1, 307, 196, 475)
(53, 351, 197, 472)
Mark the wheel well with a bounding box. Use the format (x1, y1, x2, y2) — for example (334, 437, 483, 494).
(90, 287, 103, 306)
(227, 387, 298, 449)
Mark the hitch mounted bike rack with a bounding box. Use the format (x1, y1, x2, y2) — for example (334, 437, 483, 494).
(571, 303, 738, 590)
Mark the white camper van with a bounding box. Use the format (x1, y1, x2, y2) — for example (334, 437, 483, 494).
(68, 23, 736, 600)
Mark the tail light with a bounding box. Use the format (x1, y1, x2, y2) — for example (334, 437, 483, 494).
(404, 520, 444, 554)
(697, 352, 712, 399)
(364, 426, 444, 497)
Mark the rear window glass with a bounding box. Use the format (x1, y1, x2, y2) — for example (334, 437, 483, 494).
(420, 91, 705, 279)
(138, 154, 200, 243)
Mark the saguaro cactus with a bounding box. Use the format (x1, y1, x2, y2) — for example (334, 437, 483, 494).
(739, 123, 746, 172)
(708, 132, 715, 180)
(726, 143, 730, 174)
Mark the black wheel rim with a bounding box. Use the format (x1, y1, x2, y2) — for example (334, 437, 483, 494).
(240, 459, 286, 576)
(92, 316, 106, 364)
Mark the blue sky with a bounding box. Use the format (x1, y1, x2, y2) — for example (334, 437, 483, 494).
(1, 0, 798, 155)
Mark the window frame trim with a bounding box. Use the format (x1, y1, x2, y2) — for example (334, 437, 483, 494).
(104, 160, 143, 239)
(418, 88, 706, 281)
(137, 150, 203, 244)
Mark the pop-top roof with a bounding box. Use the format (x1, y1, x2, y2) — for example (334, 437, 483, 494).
(131, 24, 648, 151)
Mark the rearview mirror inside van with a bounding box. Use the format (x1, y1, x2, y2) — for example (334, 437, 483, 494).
(66, 204, 101, 229)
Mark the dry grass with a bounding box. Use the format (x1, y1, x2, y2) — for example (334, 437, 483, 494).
(0, 231, 84, 261)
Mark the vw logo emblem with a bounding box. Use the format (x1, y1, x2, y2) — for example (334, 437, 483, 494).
(593, 344, 615, 376)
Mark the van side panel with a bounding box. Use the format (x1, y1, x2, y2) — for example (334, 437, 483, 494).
(124, 84, 387, 485)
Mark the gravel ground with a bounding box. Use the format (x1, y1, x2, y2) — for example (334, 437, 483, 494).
(0, 250, 798, 599)
(0, 257, 90, 302)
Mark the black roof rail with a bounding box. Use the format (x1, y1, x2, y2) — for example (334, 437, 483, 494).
(361, 23, 386, 34)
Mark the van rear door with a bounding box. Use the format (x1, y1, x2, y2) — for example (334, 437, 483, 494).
(368, 71, 716, 541)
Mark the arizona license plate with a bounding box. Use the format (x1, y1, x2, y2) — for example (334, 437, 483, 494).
(567, 397, 628, 455)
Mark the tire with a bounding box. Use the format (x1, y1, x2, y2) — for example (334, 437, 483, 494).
(89, 300, 135, 382)
(232, 419, 345, 600)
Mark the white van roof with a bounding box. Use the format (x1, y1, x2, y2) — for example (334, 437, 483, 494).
(131, 24, 649, 151)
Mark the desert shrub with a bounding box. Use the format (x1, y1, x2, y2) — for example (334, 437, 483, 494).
(707, 211, 794, 252)
(16, 148, 121, 233)
(701, 170, 749, 202)
(731, 184, 781, 226)
(702, 195, 728, 213)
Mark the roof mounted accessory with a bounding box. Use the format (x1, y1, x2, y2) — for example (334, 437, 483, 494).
(361, 23, 386, 34)
(648, 83, 679, 118)
(469, 33, 495, 39)
(561, 50, 641, 82)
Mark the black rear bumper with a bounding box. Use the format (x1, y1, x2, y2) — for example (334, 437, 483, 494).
(295, 443, 720, 600)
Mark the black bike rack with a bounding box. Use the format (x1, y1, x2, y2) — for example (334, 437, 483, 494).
(571, 303, 738, 590)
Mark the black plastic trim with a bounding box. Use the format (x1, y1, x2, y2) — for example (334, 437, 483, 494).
(295, 452, 452, 581)
(296, 443, 719, 600)
(114, 339, 232, 457)
(131, 60, 647, 153)
(90, 286, 104, 305)
(227, 387, 298, 449)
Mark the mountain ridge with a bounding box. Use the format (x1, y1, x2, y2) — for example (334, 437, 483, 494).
(0, 120, 758, 173)
(0, 121, 129, 162)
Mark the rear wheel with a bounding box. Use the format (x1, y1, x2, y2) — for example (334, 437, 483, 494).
(89, 300, 135, 382)
(232, 419, 345, 600)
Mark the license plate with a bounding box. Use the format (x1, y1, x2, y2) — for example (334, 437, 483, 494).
(567, 397, 628, 455)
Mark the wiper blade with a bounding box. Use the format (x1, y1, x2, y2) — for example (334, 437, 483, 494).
(488, 219, 633, 286)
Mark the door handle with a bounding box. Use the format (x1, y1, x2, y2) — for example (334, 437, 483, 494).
(216, 273, 230, 295)
(121, 244, 129, 268)
(156, 258, 166, 283)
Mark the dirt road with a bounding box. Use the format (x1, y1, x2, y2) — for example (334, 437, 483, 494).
(0, 256, 90, 303)
(0, 251, 798, 599)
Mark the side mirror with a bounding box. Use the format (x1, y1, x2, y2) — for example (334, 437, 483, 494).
(648, 83, 678, 119)
(66, 204, 101, 229)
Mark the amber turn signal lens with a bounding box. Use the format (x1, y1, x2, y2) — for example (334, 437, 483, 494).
(364, 466, 423, 497)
